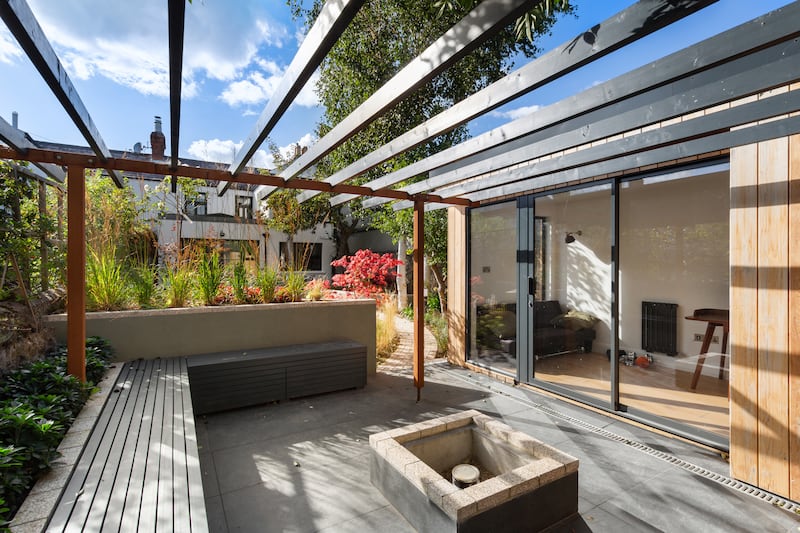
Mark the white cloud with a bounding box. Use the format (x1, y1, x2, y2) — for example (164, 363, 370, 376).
(490, 104, 541, 121)
(220, 63, 319, 109)
(187, 133, 315, 172)
(0, 28, 23, 65)
(25, 0, 289, 98)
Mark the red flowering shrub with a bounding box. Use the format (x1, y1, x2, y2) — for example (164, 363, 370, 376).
(331, 249, 403, 301)
(214, 284, 262, 305)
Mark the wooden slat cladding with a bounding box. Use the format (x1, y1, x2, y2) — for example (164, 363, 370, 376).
(447, 206, 468, 366)
(756, 137, 790, 496)
(730, 143, 759, 485)
(730, 134, 800, 500)
(789, 133, 800, 499)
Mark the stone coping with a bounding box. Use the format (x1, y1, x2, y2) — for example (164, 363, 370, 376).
(369, 410, 579, 523)
(43, 297, 377, 321)
(10, 364, 124, 533)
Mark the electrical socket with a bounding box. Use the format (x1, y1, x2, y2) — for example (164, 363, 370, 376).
(712, 335, 719, 344)
(693, 334, 703, 342)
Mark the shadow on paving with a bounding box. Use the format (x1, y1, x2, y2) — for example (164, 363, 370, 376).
(196, 364, 800, 533)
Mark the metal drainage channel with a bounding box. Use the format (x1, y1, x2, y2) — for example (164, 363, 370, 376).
(433, 362, 800, 515)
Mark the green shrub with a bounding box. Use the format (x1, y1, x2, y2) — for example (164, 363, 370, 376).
(400, 306, 414, 320)
(196, 251, 224, 306)
(282, 270, 306, 302)
(255, 265, 279, 303)
(86, 248, 129, 311)
(425, 309, 449, 355)
(0, 337, 113, 524)
(230, 261, 248, 304)
(164, 262, 194, 308)
(130, 262, 158, 309)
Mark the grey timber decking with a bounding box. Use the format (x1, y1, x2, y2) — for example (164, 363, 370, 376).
(46, 358, 207, 533)
(187, 340, 367, 415)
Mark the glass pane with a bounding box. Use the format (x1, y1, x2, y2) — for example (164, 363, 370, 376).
(619, 168, 729, 438)
(468, 201, 517, 374)
(532, 185, 611, 401)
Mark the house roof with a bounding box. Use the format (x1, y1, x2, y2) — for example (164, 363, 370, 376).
(0, 1, 798, 206)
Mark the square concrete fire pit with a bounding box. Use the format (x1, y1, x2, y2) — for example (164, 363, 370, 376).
(370, 410, 578, 533)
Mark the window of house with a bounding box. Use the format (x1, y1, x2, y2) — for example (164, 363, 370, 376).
(186, 192, 207, 216)
(236, 195, 253, 219)
(279, 242, 322, 271)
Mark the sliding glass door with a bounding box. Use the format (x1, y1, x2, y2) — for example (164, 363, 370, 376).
(528, 185, 612, 402)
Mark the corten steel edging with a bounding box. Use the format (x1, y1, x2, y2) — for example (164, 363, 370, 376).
(0, 0, 122, 187)
(66, 165, 86, 381)
(357, 1, 800, 209)
(168, 0, 185, 173)
(224, 0, 366, 193)
(0, 145, 473, 206)
(263, 0, 539, 201)
(321, 0, 718, 206)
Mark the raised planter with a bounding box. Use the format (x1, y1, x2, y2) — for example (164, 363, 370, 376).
(370, 409, 578, 532)
(43, 299, 377, 375)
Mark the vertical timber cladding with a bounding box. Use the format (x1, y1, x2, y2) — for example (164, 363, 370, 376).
(730, 133, 800, 501)
(447, 206, 467, 365)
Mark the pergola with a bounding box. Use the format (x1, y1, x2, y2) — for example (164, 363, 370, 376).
(1, 0, 798, 405)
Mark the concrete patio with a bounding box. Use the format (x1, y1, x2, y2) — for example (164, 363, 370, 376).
(196, 361, 800, 532)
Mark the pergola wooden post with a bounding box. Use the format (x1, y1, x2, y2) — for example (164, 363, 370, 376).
(66, 165, 86, 381)
(413, 199, 424, 401)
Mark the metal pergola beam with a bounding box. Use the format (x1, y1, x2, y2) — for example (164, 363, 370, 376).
(466, 114, 800, 203)
(221, 0, 365, 196)
(438, 89, 800, 201)
(0, 114, 66, 182)
(168, 0, 186, 173)
(254, 0, 540, 202)
(321, 0, 717, 206)
(0, 0, 122, 187)
(414, 47, 800, 201)
(355, 0, 800, 207)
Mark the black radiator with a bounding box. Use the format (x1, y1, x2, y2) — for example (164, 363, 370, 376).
(641, 301, 678, 356)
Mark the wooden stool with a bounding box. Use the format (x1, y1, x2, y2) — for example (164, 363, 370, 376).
(685, 308, 729, 391)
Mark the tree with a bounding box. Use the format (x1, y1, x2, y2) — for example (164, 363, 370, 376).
(263, 142, 329, 269)
(293, 0, 571, 311)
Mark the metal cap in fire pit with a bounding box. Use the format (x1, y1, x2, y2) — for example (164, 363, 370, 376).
(452, 464, 480, 488)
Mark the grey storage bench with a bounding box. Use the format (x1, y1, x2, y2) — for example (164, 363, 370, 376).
(187, 340, 367, 415)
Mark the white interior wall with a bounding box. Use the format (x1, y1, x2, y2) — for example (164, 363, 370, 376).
(535, 185, 613, 352)
(619, 171, 729, 357)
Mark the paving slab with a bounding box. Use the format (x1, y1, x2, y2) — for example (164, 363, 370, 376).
(200, 362, 800, 533)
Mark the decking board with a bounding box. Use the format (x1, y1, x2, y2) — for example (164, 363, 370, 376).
(45, 358, 207, 532)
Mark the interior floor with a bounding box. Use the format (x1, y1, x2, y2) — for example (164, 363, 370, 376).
(470, 350, 729, 439)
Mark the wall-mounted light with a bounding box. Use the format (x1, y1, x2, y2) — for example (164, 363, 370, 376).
(564, 230, 582, 244)
(219, 231, 226, 238)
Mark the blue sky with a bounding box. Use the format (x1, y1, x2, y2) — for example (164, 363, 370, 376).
(0, 0, 793, 172)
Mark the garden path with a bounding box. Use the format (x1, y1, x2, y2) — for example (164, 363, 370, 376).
(378, 316, 438, 376)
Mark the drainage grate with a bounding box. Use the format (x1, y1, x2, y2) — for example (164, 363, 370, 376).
(439, 365, 800, 515)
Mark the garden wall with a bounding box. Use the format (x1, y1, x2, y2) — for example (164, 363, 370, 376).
(43, 299, 377, 375)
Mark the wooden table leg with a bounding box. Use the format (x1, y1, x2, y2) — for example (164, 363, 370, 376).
(718, 326, 729, 380)
(690, 322, 716, 390)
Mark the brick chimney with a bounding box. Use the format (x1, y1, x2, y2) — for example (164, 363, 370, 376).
(150, 116, 165, 160)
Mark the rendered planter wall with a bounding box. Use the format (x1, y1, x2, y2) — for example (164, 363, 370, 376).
(43, 299, 377, 375)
